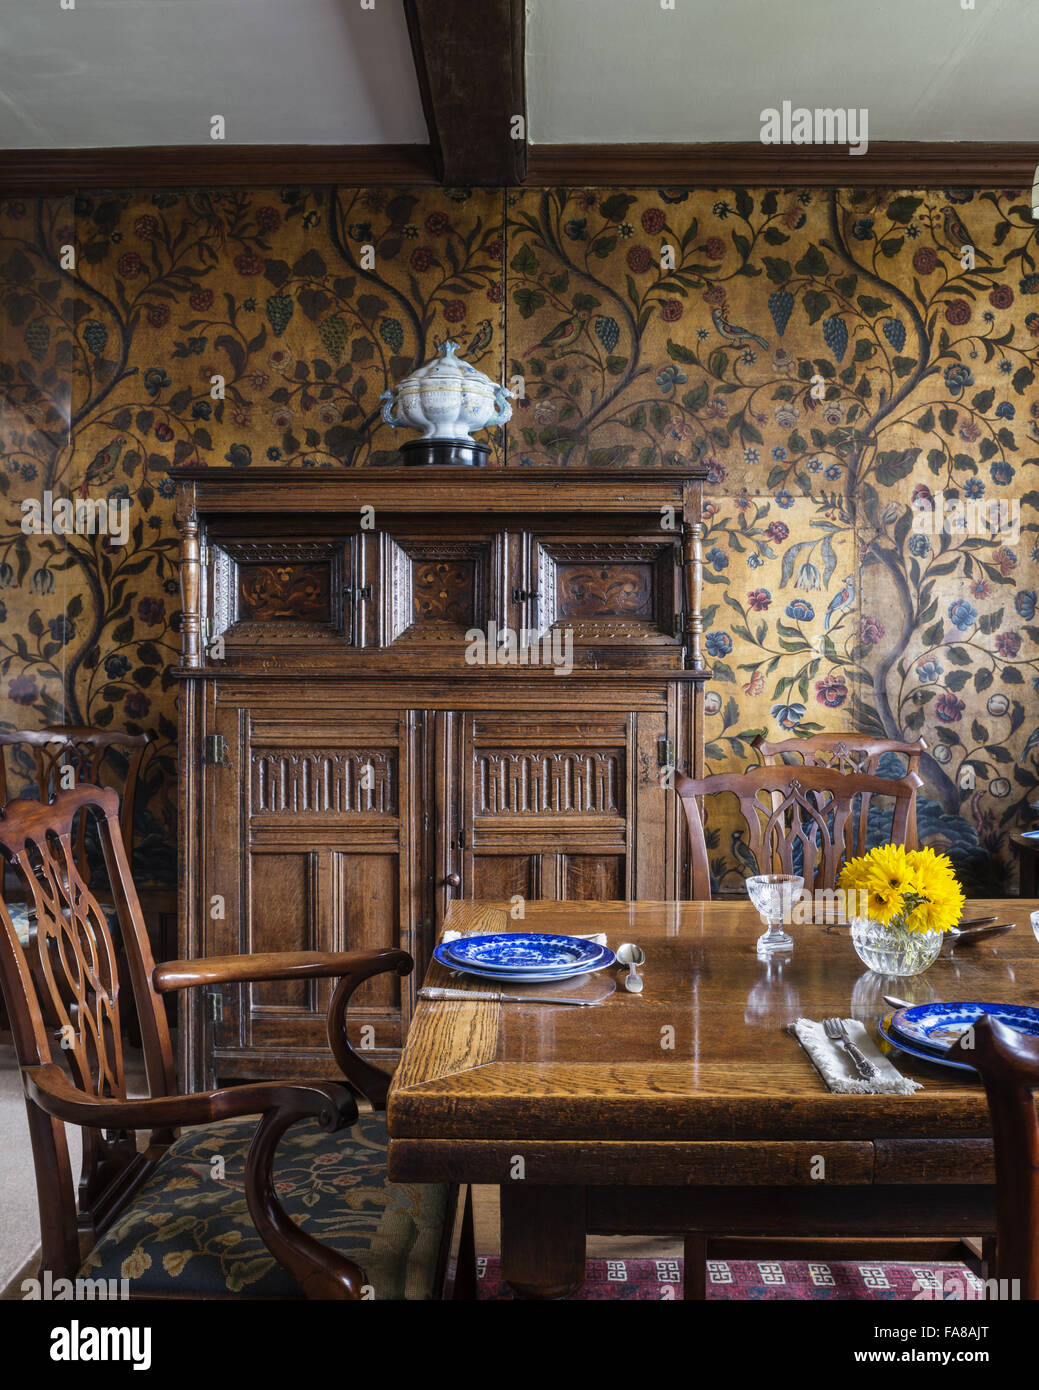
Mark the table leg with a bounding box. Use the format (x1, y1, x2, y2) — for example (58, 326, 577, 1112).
(500, 1185, 586, 1299)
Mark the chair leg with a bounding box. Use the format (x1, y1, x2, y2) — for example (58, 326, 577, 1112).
(452, 1186, 477, 1300)
(683, 1234, 708, 1300)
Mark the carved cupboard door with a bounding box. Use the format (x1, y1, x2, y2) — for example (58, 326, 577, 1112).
(441, 707, 673, 919)
(204, 700, 417, 1079)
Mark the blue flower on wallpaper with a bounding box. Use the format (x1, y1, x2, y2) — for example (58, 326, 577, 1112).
(964, 477, 985, 498)
(1016, 590, 1037, 619)
(916, 660, 944, 683)
(948, 599, 978, 630)
(771, 701, 807, 729)
(747, 553, 764, 569)
(944, 364, 973, 396)
(705, 631, 733, 657)
(785, 599, 815, 621)
(908, 534, 930, 557)
(656, 365, 687, 394)
(105, 654, 130, 678)
(991, 460, 1015, 484)
(996, 401, 1015, 419)
(705, 546, 729, 570)
(775, 489, 794, 508)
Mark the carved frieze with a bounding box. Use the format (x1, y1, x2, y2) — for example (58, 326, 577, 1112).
(476, 749, 623, 815)
(251, 750, 397, 814)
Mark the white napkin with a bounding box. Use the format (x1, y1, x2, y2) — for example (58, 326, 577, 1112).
(793, 1017, 922, 1095)
(442, 928, 608, 947)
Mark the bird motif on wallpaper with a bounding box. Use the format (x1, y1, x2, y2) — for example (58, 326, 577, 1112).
(189, 192, 227, 248)
(462, 318, 494, 360)
(939, 205, 992, 263)
(823, 576, 856, 631)
(710, 307, 769, 350)
(730, 830, 760, 881)
(524, 314, 578, 357)
(78, 437, 126, 498)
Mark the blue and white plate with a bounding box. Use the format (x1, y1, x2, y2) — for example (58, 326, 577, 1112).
(443, 933, 609, 973)
(878, 1014, 976, 1073)
(890, 1001, 1039, 1054)
(432, 941, 614, 984)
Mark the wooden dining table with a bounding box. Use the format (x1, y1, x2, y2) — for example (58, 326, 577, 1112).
(386, 897, 1039, 1299)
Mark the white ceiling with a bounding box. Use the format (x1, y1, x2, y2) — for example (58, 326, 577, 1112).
(526, 0, 1039, 144)
(1, 0, 1036, 151)
(0, 0, 427, 148)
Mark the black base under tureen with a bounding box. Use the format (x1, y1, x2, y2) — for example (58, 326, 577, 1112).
(398, 439, 490, 467)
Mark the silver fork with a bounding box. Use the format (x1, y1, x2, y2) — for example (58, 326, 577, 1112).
(823, 1016, 878, 1081)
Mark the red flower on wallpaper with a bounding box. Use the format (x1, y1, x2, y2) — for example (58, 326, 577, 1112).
(117, 252, 144, 278)
(625, 246, 653, 273)
(9, 675, 38, 706)
(134, 215, 160, 239)
(137, 597, 165, 626)
(233, 252, 265, 276)
(995, 631, 1021, 657)
(945, 299, 971, 325)
(990, 284, 1014, 309)
(640, 208, 666, 234)
(747, 588, 771, 611)
(936, 694, 966, 722)
(704, 237, 725, 259)
(815, 674, 848, 708)
(912, 247, 938, 274)
(189, 288, 214, 311)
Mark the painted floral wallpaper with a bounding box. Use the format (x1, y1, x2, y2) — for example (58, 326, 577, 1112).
(0, 185, 1037, 891)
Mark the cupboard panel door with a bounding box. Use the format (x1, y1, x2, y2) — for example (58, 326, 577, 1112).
(469, 854, 538, 902)
(562, 854, 625, 901)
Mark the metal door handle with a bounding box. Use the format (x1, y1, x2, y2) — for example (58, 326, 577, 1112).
(443, 872, 461, 888)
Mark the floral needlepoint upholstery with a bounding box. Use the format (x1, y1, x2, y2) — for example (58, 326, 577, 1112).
(79, 1112, 447, 1299)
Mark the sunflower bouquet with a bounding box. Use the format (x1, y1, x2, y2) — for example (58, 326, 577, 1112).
(838, 844, 965, 934)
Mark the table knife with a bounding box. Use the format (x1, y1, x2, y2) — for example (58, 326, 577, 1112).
(420, 985, 604, 1006)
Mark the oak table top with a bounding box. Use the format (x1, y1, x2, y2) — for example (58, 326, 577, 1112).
(388, 898, 1039, 1150)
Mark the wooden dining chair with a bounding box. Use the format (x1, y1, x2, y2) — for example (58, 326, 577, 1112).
(752, 733, 927, 853)
(0, 727, 151, 1045)
(0, 784, 471, 1300)
(675, 765, 922, 900)
(949, 1014, 1039, 1300)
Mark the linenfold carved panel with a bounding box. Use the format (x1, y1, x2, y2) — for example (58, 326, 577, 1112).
(251, 750, 397, 815)
(476, 750, 623, 815)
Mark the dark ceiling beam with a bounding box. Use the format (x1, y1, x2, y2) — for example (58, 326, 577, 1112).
(0, 144, 437, 196)
(525, 142, 1039, 189)
(404, 0, 526, 186)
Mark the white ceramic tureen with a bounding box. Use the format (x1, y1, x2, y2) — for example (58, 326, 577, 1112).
(380, 341, 513, 442)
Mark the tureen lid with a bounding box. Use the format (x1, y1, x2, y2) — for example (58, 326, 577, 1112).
(398, 340, 489, 388)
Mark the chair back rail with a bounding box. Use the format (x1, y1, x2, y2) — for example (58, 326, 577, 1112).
(0, 785, 176, 1268)
(675, 764, 921, 900)
(752, 733, 926, 854)
(949, 1015, 1039, 1300)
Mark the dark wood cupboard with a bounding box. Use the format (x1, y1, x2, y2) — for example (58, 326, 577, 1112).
(171, 467, 708, 1088)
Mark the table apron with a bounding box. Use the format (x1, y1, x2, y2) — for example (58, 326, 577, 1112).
(388, 1136, 995, 1187)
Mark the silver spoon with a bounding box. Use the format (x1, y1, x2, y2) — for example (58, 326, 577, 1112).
(615, 942, 645, 993)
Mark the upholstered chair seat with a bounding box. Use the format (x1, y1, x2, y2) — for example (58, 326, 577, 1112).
(81, 1112, 449, 1299)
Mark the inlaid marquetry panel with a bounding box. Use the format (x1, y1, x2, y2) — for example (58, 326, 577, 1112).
(384, 536, 494, 643)
(534, 540, 679, 643)
(238, 562, 332, 622)
(476, 750, 623, 815)
(412, 559, 477, 624)
(210, 539, 349, 642)
(251, 750, 397, 815)
(555, 562, 654, 619)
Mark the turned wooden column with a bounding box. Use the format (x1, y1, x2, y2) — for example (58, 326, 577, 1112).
(682, 481, 705, 672)
(176, 483, 202, 669)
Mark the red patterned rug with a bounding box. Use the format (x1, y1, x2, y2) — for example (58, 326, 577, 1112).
(476, 1256, 986, 1300)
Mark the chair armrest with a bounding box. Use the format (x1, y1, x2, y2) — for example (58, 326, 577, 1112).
(326, 950, 414, 1108)
(23, 1061, 357, 1132)
(153, 947, 409, 994)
